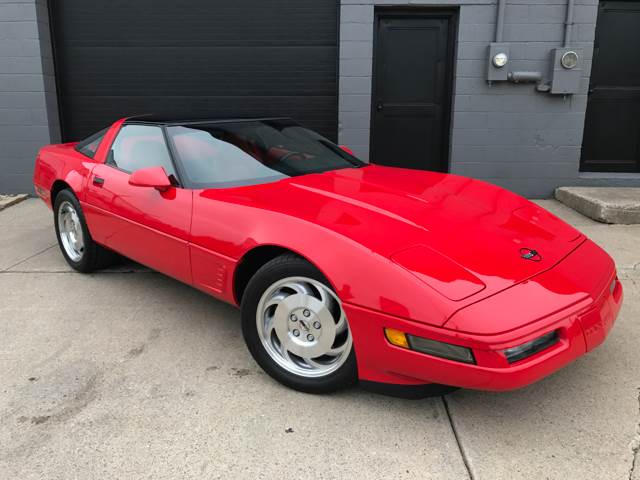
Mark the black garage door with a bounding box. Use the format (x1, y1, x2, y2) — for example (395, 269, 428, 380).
(49, 0, 338, 142)
(581, 1, 640, 172)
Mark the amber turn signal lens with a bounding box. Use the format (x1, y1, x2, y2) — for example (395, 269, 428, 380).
(384, 328, 409, 348)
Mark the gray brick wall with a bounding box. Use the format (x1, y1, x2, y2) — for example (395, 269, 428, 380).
(339, 0, 640, 197)
(0, 0, 59, 194)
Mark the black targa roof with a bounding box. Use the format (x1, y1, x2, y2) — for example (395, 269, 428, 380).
(124, 115, 294, 127)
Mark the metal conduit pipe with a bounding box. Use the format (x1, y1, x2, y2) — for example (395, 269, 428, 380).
(564, 0, 575, 47)
(508, 71, 543, 83)
(495, 0, 507, 43)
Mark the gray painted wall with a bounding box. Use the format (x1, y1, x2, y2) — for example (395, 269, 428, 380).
(0, 0, 59, 194)
(1, 0, 639, 196)
(339, 0, 640, 197)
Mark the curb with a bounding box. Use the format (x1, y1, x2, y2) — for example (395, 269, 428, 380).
(555, 187, 640, 225)
(0, 194, 29, 211)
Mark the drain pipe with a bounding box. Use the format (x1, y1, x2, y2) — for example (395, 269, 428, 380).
(564, 0, 575, 47)
(495, 0, 507, 43)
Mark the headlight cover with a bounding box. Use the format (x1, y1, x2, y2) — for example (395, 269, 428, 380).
(503, 330, 559, 364)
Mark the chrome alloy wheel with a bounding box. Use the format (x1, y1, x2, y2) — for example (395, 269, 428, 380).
(256, 276, 353, 378)
(57, 200, 85, 262)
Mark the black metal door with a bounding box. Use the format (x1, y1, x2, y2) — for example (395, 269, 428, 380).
(581, 2, 640, 172)
(370, 9, 455, 172)
(49, 0, 338, 142)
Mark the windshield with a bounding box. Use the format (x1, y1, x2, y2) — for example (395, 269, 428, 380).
(166, 119, 364, 188)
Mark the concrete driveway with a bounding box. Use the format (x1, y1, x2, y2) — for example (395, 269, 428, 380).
(1, 199, 639, 480)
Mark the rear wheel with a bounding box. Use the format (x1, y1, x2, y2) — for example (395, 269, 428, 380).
(241, 254, 357, 393)
(53, 189, 117, 272)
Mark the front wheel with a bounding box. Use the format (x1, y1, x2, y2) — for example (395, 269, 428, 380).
(241, 254, 357, 393)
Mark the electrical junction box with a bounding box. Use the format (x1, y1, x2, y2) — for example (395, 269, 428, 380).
(487, 43, 510, 82)
(549, 47, 583, 94)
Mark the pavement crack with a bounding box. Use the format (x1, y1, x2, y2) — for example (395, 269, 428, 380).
(619, 263, 640, 272)
(0, 270, 75, 274)
(1, 244, 57, 272)
(630, 387, 640, 480)
(442, 396, 475, 480)
(0, 270, 156, 275)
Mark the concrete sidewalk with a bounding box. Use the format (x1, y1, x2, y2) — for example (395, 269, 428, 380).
(1, 199, 639, 480)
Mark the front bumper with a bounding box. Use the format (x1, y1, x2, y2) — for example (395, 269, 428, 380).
(346, 241, 623, 391)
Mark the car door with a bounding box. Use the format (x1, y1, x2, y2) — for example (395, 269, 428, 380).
(84, 123, 192, 284)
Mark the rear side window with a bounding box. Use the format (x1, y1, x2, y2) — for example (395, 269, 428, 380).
(106, 125, 177, 178)
(75, 128, 107, 159)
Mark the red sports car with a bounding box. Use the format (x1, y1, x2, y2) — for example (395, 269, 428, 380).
(33, 116, 623, 397)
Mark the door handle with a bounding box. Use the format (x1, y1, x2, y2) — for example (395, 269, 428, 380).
(376, 103, 383, 112)
(93, 176, 105, 186)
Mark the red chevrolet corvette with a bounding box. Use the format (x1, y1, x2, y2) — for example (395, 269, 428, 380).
(33, 116, 622, 397)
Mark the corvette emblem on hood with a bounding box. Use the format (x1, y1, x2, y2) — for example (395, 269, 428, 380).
(520, 248, 542, 262)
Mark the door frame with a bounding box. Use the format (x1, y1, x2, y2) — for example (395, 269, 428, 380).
(369, 7, 458, 173)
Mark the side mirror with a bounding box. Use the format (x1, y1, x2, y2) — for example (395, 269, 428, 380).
(128, 166, 172, 192)
(339, 145, 354, 156)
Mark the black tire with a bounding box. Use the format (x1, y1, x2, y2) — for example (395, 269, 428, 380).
(53, 189, 118, 272)
(241, 254, 357, 394)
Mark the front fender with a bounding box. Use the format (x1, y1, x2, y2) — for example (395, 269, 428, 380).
(191, 196, 455, 327)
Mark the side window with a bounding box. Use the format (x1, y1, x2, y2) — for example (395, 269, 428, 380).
(75, 128, 107, 159)
(107, 125, 177, 179)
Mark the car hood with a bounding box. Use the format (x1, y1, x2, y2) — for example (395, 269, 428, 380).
(217, 165, 583, 305)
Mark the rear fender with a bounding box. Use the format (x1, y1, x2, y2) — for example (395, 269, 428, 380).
(33, 144, 94, 207)
(33, 117, 127, 207)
